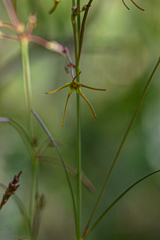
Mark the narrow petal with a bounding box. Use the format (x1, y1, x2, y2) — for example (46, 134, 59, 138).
(46, 83, 70, 94)
(130, 0, 144, 11)
(71, 71, 81, 82)
(79, 83, 106, 91)
(78, 90, 96, 120)
(49, 0, 60, 14)
(122, 0, 130, 10)
(62, 91, 72, 127)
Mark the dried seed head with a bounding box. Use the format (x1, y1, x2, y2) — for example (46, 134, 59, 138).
(0, 171, 22, 210)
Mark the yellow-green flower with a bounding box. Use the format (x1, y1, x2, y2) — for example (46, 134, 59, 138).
(46, 71, 106, 127)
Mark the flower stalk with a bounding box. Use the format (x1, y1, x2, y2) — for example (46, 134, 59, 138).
(21, 38, 39, 236)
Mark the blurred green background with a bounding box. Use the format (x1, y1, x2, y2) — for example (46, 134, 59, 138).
(1, 0, 160, 239)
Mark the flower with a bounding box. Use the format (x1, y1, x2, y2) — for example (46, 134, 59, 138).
(46, 71, 106, 127)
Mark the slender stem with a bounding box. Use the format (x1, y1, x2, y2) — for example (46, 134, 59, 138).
(77, 0, 81, 41)
(2, 0, 20, 27)
(71, 0, 77, 62)
(21, 38, 39, 237)
(71, 1, 82, 239)
(9, 118, 33, 159)
(71, 16, 78, 63)
(71, 0, 82, 238)
(76, 69, 82, 240)
(78, 0, 93, 63)
(0, 32, 19, 42)
(31, 109, 78, 235)
(21, 39, 33, 139)
(72, 0, 76, 7)
(11, 0, 17, 13)
(83, 57, 160, 236)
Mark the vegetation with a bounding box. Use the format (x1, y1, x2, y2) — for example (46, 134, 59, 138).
(0, 0, 160, 239)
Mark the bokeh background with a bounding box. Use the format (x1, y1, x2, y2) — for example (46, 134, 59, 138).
(1, 0, 160, 239)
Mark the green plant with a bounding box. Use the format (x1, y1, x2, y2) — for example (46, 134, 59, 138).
(0, 0, 160, 240)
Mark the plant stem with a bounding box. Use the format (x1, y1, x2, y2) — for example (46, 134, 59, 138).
(77, 0, 81, 40)
(31, 109, 78, 236)
(71, 15, 78, 64)
(82, 57, 160, 237)
(2, 0, 20, 27)
(21, 38, 39, 238)
(11, 0, 17, 13)
(78, 0, 93, 63)
(75, 0, 82, 238)
(21, 39, 33, 140)
(76, 68, 82, 240)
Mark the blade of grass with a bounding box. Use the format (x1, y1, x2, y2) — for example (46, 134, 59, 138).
(0, 117, 32, 159)
(82, 169, 160, 239)
(31, 109, 78, 235)
(83, 57, 160, 236)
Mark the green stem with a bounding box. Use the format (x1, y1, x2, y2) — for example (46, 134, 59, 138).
(71, 15, 78, 64)
(72, 0, 76, 7)
(75, 0, 82, 238)
(21, 38, 39, 238)
(82, 57, 160, 236)
(31, 109, 78, 235)
(72, 0, 82, 238)
(76, 69, 82, 240)
(21, 40, 33, 139)
(77, 0, 81, 40)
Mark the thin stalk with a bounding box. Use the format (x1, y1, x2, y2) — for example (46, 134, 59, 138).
(76, 68, 82, 240)
(71, 16, 78, 63)
(31, 109, 78, 236)
(9, 118, 33, 158)
(71, 0, 77, 61)
(0, 32, 19, 42)
(21, 39, 33, 140)
(83, 169, 160, 239)
(0, 117, 32, 158)
(2, 0, 20, 27)
(21, 38, 39, 235)
(78, 0, 93, 63)
(77, 0, 81, 41)
(11, 0, 17, 13)
(76, 0, 82, 237)
(72, 0, 76, 7)
(83, 57, 160, 236)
